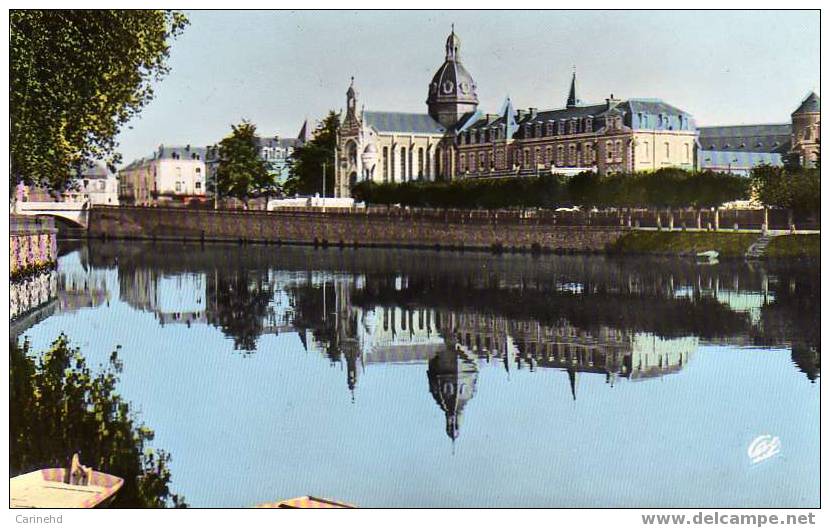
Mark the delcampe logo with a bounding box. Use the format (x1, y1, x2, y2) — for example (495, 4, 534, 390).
(747, 435, 781, 465)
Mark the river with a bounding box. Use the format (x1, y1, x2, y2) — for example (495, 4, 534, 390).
(11, 240, 820, 507)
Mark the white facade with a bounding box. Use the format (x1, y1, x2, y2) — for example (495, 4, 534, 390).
(64, 174, 119, 206)
(119, 145, 207, 205)
(155, 158, 206, 197)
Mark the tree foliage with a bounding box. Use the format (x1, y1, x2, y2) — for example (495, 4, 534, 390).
(10, 10, 188, 192)
(750, 164, 820, 218)
(10, 335, 187, 507)
(352, 169, 750, 210)
(214, 121, 274, 206)
(284, 111, 340, 196)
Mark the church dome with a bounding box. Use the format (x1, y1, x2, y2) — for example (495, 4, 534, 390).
(427, 28, 479, 107)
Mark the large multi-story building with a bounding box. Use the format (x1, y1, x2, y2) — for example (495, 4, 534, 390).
(698, 92, 820, 175)
(118, 145, 208, 205)
(334, 29, 698, 197)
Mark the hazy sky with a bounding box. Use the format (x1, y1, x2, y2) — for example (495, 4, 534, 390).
(114, 10, 819, 166)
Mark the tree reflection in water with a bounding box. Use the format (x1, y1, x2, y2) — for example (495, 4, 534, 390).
(10, 335, 186, 508)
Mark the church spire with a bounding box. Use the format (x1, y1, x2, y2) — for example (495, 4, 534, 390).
(567, 68, 579, 108)
(445, 24, 460, 61)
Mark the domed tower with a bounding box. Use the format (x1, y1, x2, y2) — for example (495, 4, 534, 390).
(427, 346, 479, 443)
(790, 92, 820, 168)
(426, 27, 479, 129)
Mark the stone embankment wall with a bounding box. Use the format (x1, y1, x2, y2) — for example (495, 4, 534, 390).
(10, 215, 58, 321)
(88, 206, 629, 252)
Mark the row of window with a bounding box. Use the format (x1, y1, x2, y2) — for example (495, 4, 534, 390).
(460, 116, 597, 145)
(380, 145, 441, 182)
(639, 141, 692, 163)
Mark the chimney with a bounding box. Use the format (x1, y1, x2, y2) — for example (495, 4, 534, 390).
(185, 144, 191, 151)
(529, 107, 538, 119)
(516, 109, 528, 120)
(606, 94, 620, 110)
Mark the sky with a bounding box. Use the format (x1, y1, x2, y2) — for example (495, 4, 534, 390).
(113, 10, 820, 167)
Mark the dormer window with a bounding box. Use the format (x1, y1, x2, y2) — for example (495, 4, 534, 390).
(535, 123, 542, 137)
(585, 117, 593, 132)
(558, 120, 566, 135)
(546, 122, 554, 136)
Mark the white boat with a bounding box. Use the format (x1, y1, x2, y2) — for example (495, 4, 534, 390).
(10, 455, 123, 508)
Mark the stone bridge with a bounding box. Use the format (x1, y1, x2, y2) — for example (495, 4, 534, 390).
(13, 200, 89, 229)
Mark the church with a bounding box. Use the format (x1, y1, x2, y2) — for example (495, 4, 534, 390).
(334, 28, 700, 197)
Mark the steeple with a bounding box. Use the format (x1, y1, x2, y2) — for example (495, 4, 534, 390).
(297, 119, 311, 143)
(446, 23, 460, 60)
(567, 68, 579, 109)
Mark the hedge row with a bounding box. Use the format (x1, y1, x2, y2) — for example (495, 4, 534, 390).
(351, 169, 751, 210)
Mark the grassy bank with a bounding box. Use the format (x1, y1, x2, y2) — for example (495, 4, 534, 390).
(766, 234, 820, 259)
(610, 231, 759, 258)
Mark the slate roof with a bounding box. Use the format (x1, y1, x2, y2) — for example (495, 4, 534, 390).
(363, 111, 447, 135)
(156, 145, 207, 161)
(698, 124, 791, 153)
(74, 161, 109, 179)
(461, 97, 695, 139)
(699, 150, 784, 169)
(793, 92, 820, 115)
(257, 136, 302, 149)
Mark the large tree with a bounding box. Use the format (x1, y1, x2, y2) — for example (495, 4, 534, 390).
(214, 121, 273, 207)
(284, 111, 340, 197)
(10, 10, 188, 192)
(750, 164, 820, 219)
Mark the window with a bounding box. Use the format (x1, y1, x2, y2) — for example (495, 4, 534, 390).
(545, 146, 553, 166)
(478, 152, 485, 171)
(568, 144, 576, 165)
(534, 147, 541, 165)
(606, 141, 614, 161)
(615, 140, 623, 159)
(585, 117, 593, 132)
(558, 120, 565, 135)
(460, 153, 467, 172)
(383, 147, 389, 182)
(523, 149, 530, 167)
(546, 122, 554, 136)
(418, 148, 424, 178)
(195, 181, 202, 190)
(400, 148, 407, 180)
(175, 181, 182, 192)
(557, 145, 565, 166)
(535, 123, 542, 137)
(684, 143, 690, 163)
(195, 167, 201, 173)
(664, 142, 670, 159)
(469, 152, 476, 172)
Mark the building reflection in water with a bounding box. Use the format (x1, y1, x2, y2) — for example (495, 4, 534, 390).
(428, 346, 478, 443)
(49, 243, 818, 440)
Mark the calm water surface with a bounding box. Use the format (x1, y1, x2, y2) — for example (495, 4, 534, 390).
(14, 240, 820, 507)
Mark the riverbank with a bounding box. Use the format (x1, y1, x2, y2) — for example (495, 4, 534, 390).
(610, 231, 820, 259)
(87, 206, 628, 253)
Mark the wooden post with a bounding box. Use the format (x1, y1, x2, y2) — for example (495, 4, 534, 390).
(713, 208, 719, 231)
(762, 206, 768, 235)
